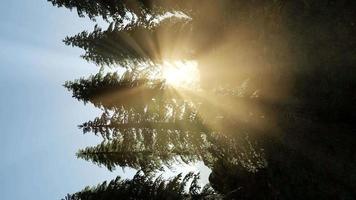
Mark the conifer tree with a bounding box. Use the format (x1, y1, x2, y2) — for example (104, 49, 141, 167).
(77, 104, 266, 173)
(48, 0, 153, 21)
(63, 17, 192, 66)
(63, 70, 165, 109)
(63, 172, 219, 200)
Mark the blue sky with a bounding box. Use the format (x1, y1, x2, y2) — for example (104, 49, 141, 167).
(0, 1, 134, 199)
(0, 1, 210, 199)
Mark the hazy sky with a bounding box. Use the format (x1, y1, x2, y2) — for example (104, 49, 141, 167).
(0, 1, 209, 199)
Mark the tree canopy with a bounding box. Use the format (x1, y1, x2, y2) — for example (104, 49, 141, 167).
(63, 172, 219, 200)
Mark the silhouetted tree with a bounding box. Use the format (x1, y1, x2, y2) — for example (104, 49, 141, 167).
(48, 0, 154, 21)
(64, 70, 266, 126)
(77, 104, 266, 173)
(77, 136, 200, 173)
(63, 171, 219, 200)
(63, 17, 191, 66)
(64, 70, 166, 109)
(65, 67, 268, 175)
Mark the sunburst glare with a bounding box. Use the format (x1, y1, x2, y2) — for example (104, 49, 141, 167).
(161, 60, 200, 89)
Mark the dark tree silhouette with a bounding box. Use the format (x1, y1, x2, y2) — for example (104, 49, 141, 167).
(63, 171, 219, 200)
(48, 0, 154, 21)
(209, 140, 356, 199)
(63, 70, 166, 109)
(76, 103, 266, 174)
(78, 101, 204, 138)
(76, 137, 200, 173)
(63, 17, 192, 66)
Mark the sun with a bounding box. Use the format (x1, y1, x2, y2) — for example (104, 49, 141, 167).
(161, 60, 200, 88)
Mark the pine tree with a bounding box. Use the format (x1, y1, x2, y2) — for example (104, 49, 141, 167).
(63, 70, 165, 109)
(65, 66, 267, 175)
(54, 0, 293, 91)
(76, 104, 266, 173)
(76, 137, 200, 173)
(48, 0, 153, 21)
(63, 172, 219, 200)
(63, 17, 192, 66)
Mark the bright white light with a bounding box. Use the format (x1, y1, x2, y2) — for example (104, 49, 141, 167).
(161, 60, 199, 88)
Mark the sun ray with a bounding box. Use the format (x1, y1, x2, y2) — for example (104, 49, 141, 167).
(160, 60, 200, 89)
